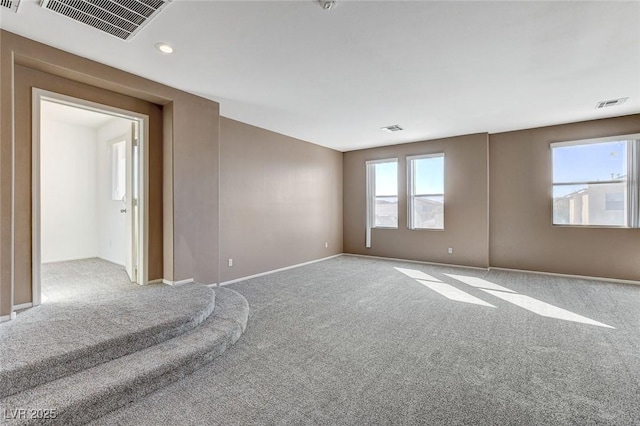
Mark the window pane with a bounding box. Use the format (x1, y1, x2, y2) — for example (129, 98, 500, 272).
(553, 183, 626, 226)
(605, 192, 625, 211)
(412, 195, 444, 229)
(375, 196, 398, 227)
(111, 141, 126, 201)
(375, 162, 397, 196)
(553, 141, 627, 184)
(414, 156, 444, 194)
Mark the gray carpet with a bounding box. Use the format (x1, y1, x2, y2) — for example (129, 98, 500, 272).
(2, 288, 248, 426)
(0, 258, 216, 398)
(92, 255, 640, 425)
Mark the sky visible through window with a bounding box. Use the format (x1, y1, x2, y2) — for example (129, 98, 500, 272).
(375, 158, 445, 196)
(375, 162, 398, 196)
(415, 157, 444, 195)
(375, 142, 627, 199)
(553, 141, 627, 197)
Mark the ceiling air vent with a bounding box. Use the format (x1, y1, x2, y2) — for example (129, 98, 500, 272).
(595, 97, 628, 109)
(39, 0, 171, 41)
(1, 0, 21, 13)
(381, 125, 404, 133)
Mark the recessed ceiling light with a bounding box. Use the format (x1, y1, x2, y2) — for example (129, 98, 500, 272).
(319, 1, 335, 10)
(155, 42, 174, 54)
(381, 125, 404, 133)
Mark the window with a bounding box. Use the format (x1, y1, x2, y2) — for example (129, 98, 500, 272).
(551, 135, 640, 227)
(365, 159, 398, 247)
(407, 153, 445, 229)
(111, 140, 126, 201)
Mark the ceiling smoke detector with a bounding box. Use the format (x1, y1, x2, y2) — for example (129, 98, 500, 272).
(319, 1, 335, 11)
(39, 0, 172, 41)
(595, 97, 628, 109)
(1, 0, 21, 13)
(381, 125, 404, 133)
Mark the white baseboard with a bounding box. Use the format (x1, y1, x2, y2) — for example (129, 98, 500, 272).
(217, 254, 343, 286)
(147, 278, 196, 286)
(489, 267, 640, 286)
(99, 258, 126, 268)
(0, 313, 14, 323)
(162, 278, 194, 286)
(343, 253, 489, 271)
(13, 302, 33, 311)
(347, 253, 639, 285)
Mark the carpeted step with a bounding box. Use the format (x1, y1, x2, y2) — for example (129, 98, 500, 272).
(0, 288, 249, 426)
(0, 284, 216, 399)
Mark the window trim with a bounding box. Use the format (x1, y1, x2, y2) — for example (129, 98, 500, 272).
(406, 153, 445, 230)
(550, 134, 640, 228)
(365, 158, 398, 248)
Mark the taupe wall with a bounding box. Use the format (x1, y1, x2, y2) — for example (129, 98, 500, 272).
(0, 30, 12, 317)
(490, 115, 640, 281)
(172, 97, 219, 284)
(343, 133, 490, 268)
(0, 31, 220, 314)
(220, 118, 343, 282)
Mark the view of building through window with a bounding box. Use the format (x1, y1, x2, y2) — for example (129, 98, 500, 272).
(552, 138, 637, 227)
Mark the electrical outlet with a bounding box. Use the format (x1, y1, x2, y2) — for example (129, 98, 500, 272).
(228, 259, 233, 267)
(448, 247, 453, 254)
(325, 242, 328, 248)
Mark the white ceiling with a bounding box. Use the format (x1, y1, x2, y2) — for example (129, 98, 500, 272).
(41, 101, 117, 129)
(2, 1, 639, 152)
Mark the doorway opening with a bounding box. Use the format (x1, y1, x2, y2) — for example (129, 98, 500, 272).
(32, 89, 149, 305)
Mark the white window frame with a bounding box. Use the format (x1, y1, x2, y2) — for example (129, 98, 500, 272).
(365, 158, 398, 248)
(407, 153, 445, 230)
(551, 134, 640, 228)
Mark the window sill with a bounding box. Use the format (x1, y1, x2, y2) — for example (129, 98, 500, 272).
(552, 224, 633, 229)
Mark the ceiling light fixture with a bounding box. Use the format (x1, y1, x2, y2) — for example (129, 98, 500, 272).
(319, 1, 335, 11)
(155, 42, 174, 54)
(381, 125, 404, 133)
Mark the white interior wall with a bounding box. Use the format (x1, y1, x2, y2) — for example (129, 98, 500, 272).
(41, 119, 99, 263)
(97, 117, 132, 266)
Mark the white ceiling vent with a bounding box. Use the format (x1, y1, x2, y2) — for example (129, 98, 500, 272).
(1, 0, 21, 13)
(381, 125, 404, 133)
(39, 0, 171, 41)
(595, 97, 628, 109)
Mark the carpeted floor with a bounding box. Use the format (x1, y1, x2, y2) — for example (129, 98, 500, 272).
(0, 258, 216, 398)
(40, 258, 136, 302)
(95, 255, 640, 425)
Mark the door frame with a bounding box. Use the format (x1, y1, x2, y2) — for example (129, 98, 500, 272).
(31, 88, 150, 306)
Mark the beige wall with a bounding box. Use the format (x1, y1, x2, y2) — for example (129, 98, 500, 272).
(0, 31, 220, 314)
(172, 97, 219, 284)
(219, 118, 343, 282)
(343, 133, 490, 268)
(489, 115, 640, 281)
(0, 31, 12, 317)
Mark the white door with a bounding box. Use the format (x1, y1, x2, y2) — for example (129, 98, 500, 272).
(124, 122, 138, 283)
